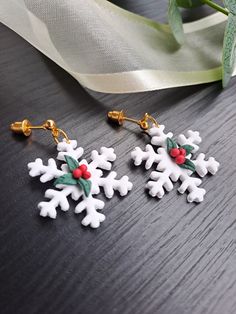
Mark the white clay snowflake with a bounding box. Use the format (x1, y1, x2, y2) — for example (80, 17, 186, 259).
(131, 124, 220, 203)
(28, 140, 133, 228)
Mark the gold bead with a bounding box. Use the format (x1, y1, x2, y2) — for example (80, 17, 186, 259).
(44, 119, 57, 130)
(139, 120, 149, 130)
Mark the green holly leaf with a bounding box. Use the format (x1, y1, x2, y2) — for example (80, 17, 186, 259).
(180, 144, 194, 155)
(54, 173, 78, 186)
(167, 137, 178, 152)
(78, 178, 92, 197)
(177, 0, 203, 8)
(180, 159, 196, 172)
(64, 155, 79, 172)
(222, 12, 236, 87)
(168, 0, 185, 45)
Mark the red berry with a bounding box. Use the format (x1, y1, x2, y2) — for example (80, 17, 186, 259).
(175, 155, 186, 165)
(179, 148, 186, 156)
(72, 168, 82, 179)
(170, 148, 180, 157)
(79, 164, 87, 173)
(82, 171, 91, 179)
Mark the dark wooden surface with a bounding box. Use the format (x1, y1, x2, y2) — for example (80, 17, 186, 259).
(1, 1, 236, 314)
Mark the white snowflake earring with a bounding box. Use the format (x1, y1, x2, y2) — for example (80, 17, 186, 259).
(108, 111, 220, 203)
(11, 119, 133, 228)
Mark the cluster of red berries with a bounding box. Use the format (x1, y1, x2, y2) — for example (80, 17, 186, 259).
(72, 164, 91, 180)
(169, 148, 186, 165)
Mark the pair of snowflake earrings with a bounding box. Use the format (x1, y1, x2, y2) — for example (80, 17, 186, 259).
(11, 112, 219, 228)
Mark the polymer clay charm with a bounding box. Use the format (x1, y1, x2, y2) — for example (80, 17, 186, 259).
(28, 141, 133, 228)
(108, 110, 219, 203)
(131, 124, 219, 202)
(11, 119, 133, 228)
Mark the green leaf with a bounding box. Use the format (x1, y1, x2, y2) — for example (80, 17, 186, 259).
(222, 13, 236, 87)
(177, 0, 203, 8)
(64, 155, 79, 172)
(180, 144, 194, 155)
(54, 173, 78, 186)
(78, 178, 92, 197)
(167, 137, 178, 152)
(224, 0, 236, 14)
(180, 159, 196, 172)
(168, 0, 185, 45)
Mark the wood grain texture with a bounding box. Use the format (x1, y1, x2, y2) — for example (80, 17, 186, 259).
(0, 1, 236, 314)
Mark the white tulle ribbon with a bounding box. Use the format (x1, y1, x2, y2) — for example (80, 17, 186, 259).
(0, 0, 232, 93)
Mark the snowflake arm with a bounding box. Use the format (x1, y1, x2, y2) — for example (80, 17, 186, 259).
(178, 174, 206, 202)
(131, 144, 162, 169)
(145, 148, 181, 198)
(90, 147, 116, 170)
(193, 153, 220, 177)
(177, 130, 202, 153)
(98, 171, 133, 198)
(57, 140, 84, 161)
(75, 195, 105, 228)
(38, 186, 82, 219)
(28, 158, 63, 182)
(149, 124, 173, 147)
(147, 169, 173, 198)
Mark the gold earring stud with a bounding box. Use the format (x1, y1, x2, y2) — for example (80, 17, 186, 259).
(10, 119, 70, 144)
(107, 110, 159, 130)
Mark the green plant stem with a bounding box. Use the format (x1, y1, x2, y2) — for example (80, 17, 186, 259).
(201, 0, 228, 15)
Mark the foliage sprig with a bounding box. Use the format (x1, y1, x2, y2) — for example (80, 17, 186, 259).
(168, 0, 236, 87)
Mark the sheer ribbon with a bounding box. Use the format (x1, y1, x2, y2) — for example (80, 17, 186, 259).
(0, 0, 231, 93)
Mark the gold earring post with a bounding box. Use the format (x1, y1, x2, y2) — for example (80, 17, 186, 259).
(10, 119, 70, 144)
(107, 110, 159, 130)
